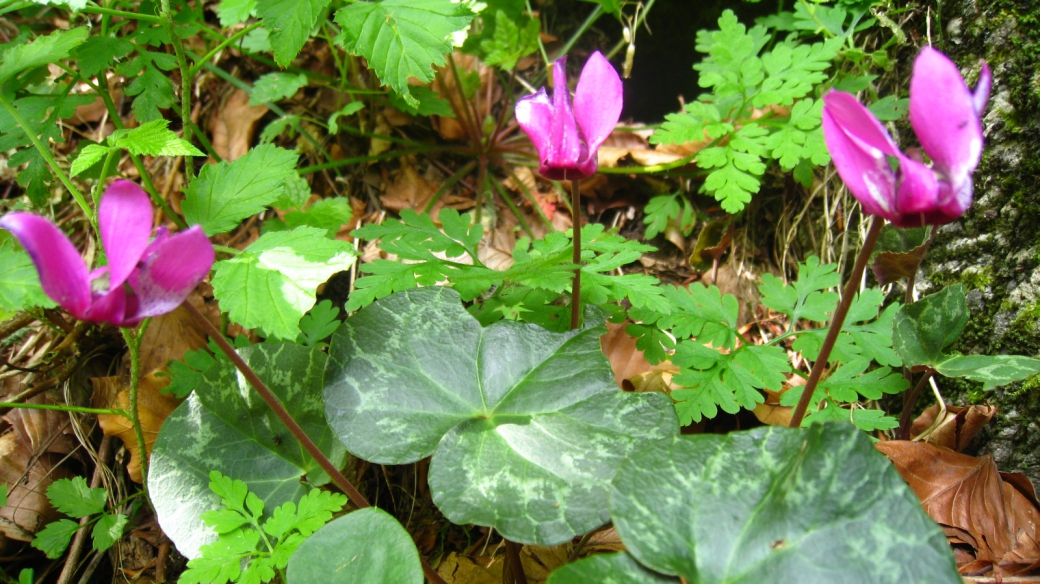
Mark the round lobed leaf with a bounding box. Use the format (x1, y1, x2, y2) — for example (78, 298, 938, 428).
(547, 552, 676, 583)
(610, 422, 960, 584)
(286, 507, 422, 584)
(324, 288, 678, 545)
(151, 343, 346, 558)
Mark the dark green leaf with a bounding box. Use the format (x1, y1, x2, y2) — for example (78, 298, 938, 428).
(935, 354, 1040, 390)
(47, 477, 106, 518)
(256, 0, 332, 67)
(286, 508, 422, 584)
(0, 28, 88, 86)
(324, 288, 678, 545)
(892, 285, 968, 369)
(610, 423, 960, 583)
(31, 519, 80, 559)
(548, 552, 677, 583)
(91, 513, 127, 552)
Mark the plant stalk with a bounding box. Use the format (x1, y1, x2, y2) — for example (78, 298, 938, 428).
(505, 540, 528, 584)
(789, 218, 884, 427)
(180, 301, 447, 584)
(123, 323, 151, 485)
(897, 371, 935, 440)
(570, 179, 582, 330)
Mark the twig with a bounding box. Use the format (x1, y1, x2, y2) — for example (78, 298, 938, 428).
(789, 218, 884, 427)
(179, 301, 448, 584)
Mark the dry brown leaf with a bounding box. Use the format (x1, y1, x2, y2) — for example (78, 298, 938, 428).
(625, 362, 679, 393)
(437, 552, 503, 584)
(597, 146, 689, 168)
(600, 322, 652, 389)
(478, 221, 516, 272)
(877, 441, 1040, 572)
(436, 544, 569, 584)
(911, 404, 997, 452)
(581, 526, 626, 555)
(753, 395, 792, 427)
(0, 430, 73, 544)
(209, 89, 268, 161)
(381, 164, 435, 213)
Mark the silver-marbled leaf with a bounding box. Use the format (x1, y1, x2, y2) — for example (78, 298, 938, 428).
(610, 422, 960, 583)
(324, 287, 678, 545)
(548, 552, 676, 583)
(151, 343, 346, 559)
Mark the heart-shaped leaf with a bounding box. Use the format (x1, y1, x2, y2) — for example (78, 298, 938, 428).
(892, 284, 968, 369)
(548, 552, 676, 583)
(608, 422, 959, 583)
(151, 343, 346, 558)
(934, 354, 1040, 390)
(286, 507, 422, 584)
(324, 288, 678, 545)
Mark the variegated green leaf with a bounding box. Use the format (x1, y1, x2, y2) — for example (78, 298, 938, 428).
(150, 343, 345, 559)
(323, 288, 678, 545)
(610, 423, 959, 583)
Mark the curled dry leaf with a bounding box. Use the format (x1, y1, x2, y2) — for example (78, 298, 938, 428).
(91, 301, 214, 483)
(877, 441, 1040, 574)
(911, 403, 998, 452)
(381, 163, 436, 213)
(600, 322, 652, 389)
(624, 361, 680, 394)
(436, 544, 570, 584)
(209, 89, 269, 162)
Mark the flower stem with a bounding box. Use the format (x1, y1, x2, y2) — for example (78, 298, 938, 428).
(897, 371, 934, 440)
(123, 323, 151, 485)
(179, 300, 448, 584)
(159, 0, 196, 185)
(0, 91, 92, 220)
(80, 5, 163, 23)
(789, 218, 884, 427)
(570, 179, 582, 330)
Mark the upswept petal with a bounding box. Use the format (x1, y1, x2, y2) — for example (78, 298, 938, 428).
(130, 226, 214, 320)
(99, 179, 153, 289)
(822, 92, 899, 218)
(573, 51, 623, 155)
(547, 57, 583, 171)
(0, 213, 90, 318)
(515, 89, 554, 164)
(973, 62, 992, 119)
(909, 47, 984, 186)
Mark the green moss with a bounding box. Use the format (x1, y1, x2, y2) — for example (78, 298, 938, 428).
(959, 268, 993, 290)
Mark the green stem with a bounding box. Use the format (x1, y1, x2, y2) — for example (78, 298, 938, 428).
(570, 179, 582, 330)
(122, 322, 151, 486)
(213, 244, 241, 256)
(299, 148, 438, 174)
(423, 160, 477, 215)
(504, 166, 554, 233)
(94, 148, 119, 213)
(0, 92, 93, 221)
(81, 4, 162, 23)
(187, 22, 262, 78)
(605, 0, 657, 60)
(789, 218, 884, 427)
(489, 176, 534, 240)
(0, 402, 129, 416)
(160, 0, 196, 185)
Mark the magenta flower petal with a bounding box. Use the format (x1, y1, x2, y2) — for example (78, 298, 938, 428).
(822, 91, 900, 218)
(0, 212, 91, 318)
(129, 226, 214, 320)
(973, 62, 992, 119)
(99, 179, 153, 290)
(84, 286, 128, 327)
(909, 48, 985, 191)
(893, 154, 940, 215)
(573, 51, 623, 156)
(515, 88, 554, 168)
(547, 57, 584, 174)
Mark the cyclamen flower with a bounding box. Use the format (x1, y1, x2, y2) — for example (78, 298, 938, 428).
(822, 47, 991, 227)
(0, 180, 214, 327)
(515, 51, 623, 180)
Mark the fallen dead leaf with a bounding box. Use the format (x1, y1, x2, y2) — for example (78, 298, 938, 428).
(911, 404, 997, 452)
(0, 430, 73, 545)
(600, 322, 652, 389)
(436, 543, 571, 584)
(877, 441, 1040, 575)
(625, 361, 680, 393)
(598, 146, 689, 168)
(209, 89, 268, 161)
(381, 163, 436, 213)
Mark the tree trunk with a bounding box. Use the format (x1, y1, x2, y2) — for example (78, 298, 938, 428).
(921, 0, 1040, 485)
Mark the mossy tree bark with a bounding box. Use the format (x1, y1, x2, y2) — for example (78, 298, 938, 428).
(920, 0, 1040, 485)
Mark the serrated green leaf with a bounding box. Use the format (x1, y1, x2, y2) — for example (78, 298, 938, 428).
(282, 198, 353, 236)
(47, 477, 107, 518)
(70, 144, 112, 177)
(14, 147, 52, 206)
(182, 144, 298, 236)
(324, 288, 678, 545)
(610, 424, 960, 583)
(256, 0, 332, 67)
(113, 119, 204, 157)
(672, 342, 789, 424)
(286, 508, 422, 584)
(334, 0, 476, 107)
(212, 227, 357, 340)
(31, 518, 80, 558)
(0, 245, 55, 311)
(200, 508, 252, 534)
(250, 72, 309, 105)
(124, 60, 176, 122)
(297, 299, 341, 346)
(479, 10, 539, 70)
(72, 35, 134, 78)
(642, 193, 693, 240)
(388, 85, 455, 117)
(217, 0, 257, 27)
(160, 346, 219, 398)
(759, 256, 839, 326)
(179, 528, 261, 584)
(151, 343, 346, 559)
(91, 513, 127, 552)
(0, 28, 88, 87)
(657, 284, 738, 349)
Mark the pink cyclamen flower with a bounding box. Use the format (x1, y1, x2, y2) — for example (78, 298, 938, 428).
(0, 180, 214, 327)
(822, 47, 991, 227)
(515, 51, 623, 180)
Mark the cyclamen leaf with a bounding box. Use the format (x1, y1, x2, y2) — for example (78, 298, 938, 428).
(0, 28, 88, 86)
(282, 198, 353, 236)
(324, 288, 678, 545)
(256, 0, 332, 67)
(250, 72, 308, 105)
(47, 477, 107, 518)
(549, 552, 677, 583)
(112, 119, 204, 157)
(182, 144, 298, 236)
(334, 0, 476, 107)
(934, 354, 1040, 391)
(212, 227, 357, 340)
